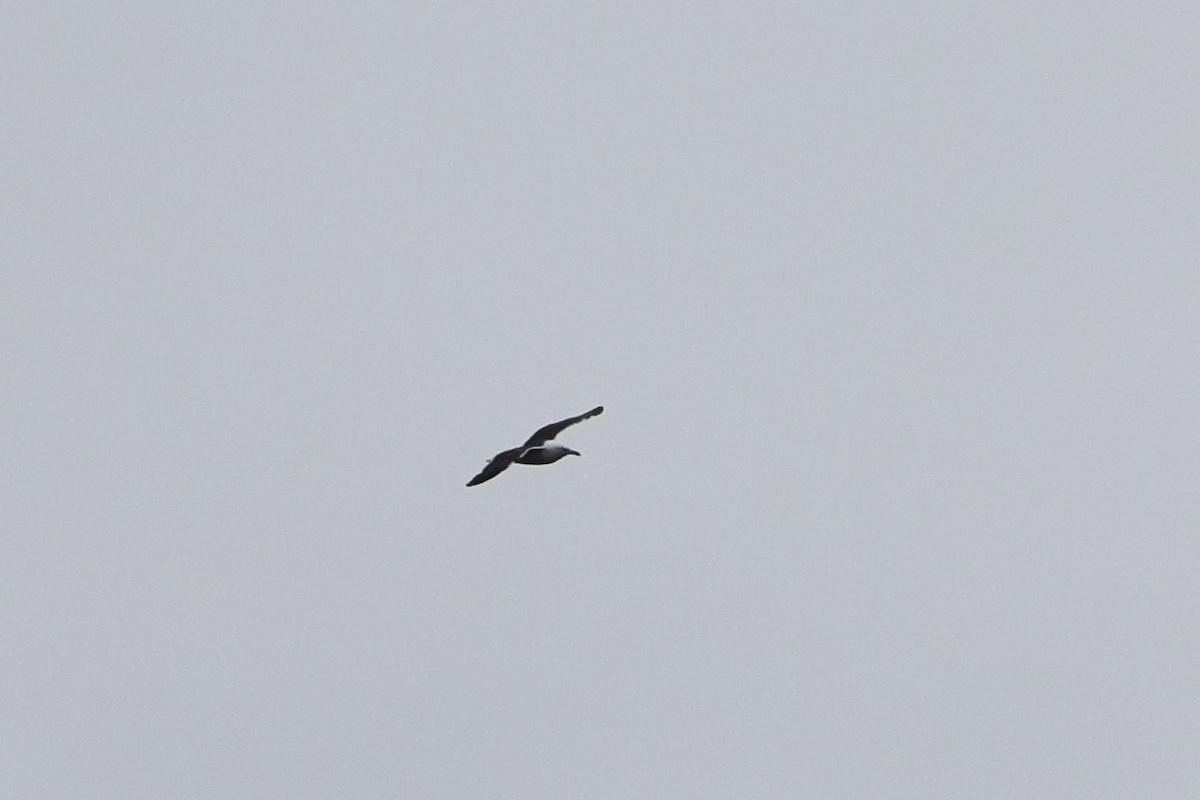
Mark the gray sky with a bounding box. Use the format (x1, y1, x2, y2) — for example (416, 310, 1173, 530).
(4, 3, 1199, 798)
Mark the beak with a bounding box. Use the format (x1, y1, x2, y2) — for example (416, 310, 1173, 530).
(568, 449, 581, 456)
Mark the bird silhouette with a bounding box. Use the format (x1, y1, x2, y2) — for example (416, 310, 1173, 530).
(466, 406, 604, 487)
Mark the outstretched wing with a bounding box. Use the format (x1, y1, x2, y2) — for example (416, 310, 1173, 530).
(466, 446, 524, 487)
(523, 406, 604, 447)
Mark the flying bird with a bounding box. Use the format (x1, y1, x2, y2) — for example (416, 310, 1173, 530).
(466, 406, 604, 487)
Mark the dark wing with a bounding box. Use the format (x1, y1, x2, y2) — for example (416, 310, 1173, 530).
(466, 446, 524, 487)
(523, 406, 604, 447)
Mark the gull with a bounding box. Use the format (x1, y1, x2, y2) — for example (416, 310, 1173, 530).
(466, 406, 604, 487)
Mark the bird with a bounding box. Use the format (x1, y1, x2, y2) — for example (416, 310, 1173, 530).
(466, 406, 604, 487)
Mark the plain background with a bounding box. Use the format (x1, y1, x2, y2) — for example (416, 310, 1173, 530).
(4, 3, 1198, 798)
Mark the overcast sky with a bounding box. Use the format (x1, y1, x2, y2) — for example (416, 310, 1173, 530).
(4, 3, 1199, 798)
